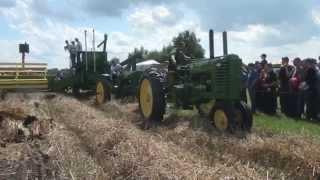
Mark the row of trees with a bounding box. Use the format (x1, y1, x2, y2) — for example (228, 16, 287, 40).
(119, 30, 205, 64)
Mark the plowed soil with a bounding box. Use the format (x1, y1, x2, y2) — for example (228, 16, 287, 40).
(0, 92, 319, 180)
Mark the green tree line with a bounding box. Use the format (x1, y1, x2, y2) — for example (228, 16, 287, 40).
(124, 30, 205, 64)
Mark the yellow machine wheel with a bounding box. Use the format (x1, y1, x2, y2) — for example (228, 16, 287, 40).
(210, 102, 235, 132)
(138, 68, 166, 123)
(213, 110, 229, 131)
(96, 80, 110, 105)
(139, 79, 153, 119)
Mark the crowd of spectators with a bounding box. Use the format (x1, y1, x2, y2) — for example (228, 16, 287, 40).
(247, 54, 320, 121)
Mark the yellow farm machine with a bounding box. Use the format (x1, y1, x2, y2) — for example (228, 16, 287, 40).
(0, 43, 48, 90)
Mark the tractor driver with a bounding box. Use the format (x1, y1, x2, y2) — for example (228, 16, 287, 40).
(170, 41, 191, 66)
(110, 58, 123, 81)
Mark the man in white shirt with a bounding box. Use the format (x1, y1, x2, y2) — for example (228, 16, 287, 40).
(75, 38, 82, 66)
(110, 59, 123, 80)
(64, 40, 72, 67)
(69, 41, 77, 68)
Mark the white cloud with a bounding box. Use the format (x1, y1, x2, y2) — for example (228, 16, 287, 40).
(0, 0, 319, 69)
(0, 40, 20, 62)
(105, 5, 201, 60)
(81, 0, 172, 17)
(312, 8, 320, 25)
(232, 25, 281, 44)
(0, 0, 89, 68)
(0, 0, 16, 8)
(128, 5, 182, 32)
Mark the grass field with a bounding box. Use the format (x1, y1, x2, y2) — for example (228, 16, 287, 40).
(172, 106, 320, 139)
(254, 113, 320, 138)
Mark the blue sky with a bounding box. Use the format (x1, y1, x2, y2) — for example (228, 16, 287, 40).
(0, 0, 319, 68)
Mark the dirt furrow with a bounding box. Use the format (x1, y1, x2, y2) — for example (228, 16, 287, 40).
(46, 94, 266, 179)
(1, 92, 320, 180)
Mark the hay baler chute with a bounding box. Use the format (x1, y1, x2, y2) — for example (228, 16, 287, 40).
(0, 62, 48, 89)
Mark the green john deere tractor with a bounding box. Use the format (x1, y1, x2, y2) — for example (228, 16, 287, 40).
(49, 34, 158, 102)
(138, 30, 253, 132)
(94, 59, 159, 104)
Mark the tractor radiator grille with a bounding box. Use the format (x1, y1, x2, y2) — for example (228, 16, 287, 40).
(213, 56, 241, 100)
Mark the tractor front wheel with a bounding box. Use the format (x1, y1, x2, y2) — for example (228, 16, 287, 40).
(210, 102, 235, 132)
(96, 80, 111, 105)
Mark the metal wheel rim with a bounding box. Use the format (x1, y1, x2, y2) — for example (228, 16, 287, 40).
(96, 82, 105, 104)
(140, 79, 153, 118)
(214, 110, 228, 131)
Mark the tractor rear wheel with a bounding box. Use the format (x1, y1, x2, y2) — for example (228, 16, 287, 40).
(210, 102, 235, 132)
(96, 80, 111, 105)
(138, 69, 166, 123)
(234, 101, 253, 132)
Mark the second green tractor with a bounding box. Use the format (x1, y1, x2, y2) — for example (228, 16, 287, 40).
(138, 30, 252, 132)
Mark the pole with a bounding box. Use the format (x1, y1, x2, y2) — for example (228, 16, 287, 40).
(223, 31, 228, 56)
(209, 29, 214, 59)
(93, 29, 96, 73)
(103, 34, 107, 53)
(104, 34, 108, 72)
(84, 30, 88, 72)
(22, 52, 25, 68)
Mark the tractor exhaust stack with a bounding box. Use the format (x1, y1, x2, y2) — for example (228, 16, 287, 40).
(209, 29, 214, 59)
(223, 31, 228, 56)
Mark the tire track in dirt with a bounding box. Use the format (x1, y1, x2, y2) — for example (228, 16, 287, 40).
(79, 96, 320, 179)
(148, 125, 320, 180)
(2, 92, 320, 179)
(110, 100, 320, 180)
(46, 94, 268, 179)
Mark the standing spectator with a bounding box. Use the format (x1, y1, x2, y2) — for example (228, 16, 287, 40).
(304, 59, 318, 121)
(256, 64, 269, 112)
(290, 58, 304, 118)
(261, 64, 278, 114)
(255, 62, 265, 111)
(75, 38, 82, 66)
(69, 41, 77, 68)
(260, 54, 268, 66)
(279, 57, 294, 116)
(247, 63, 259, 113)
(64, 40, 71, 66)
(64, 40, 70, 51)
